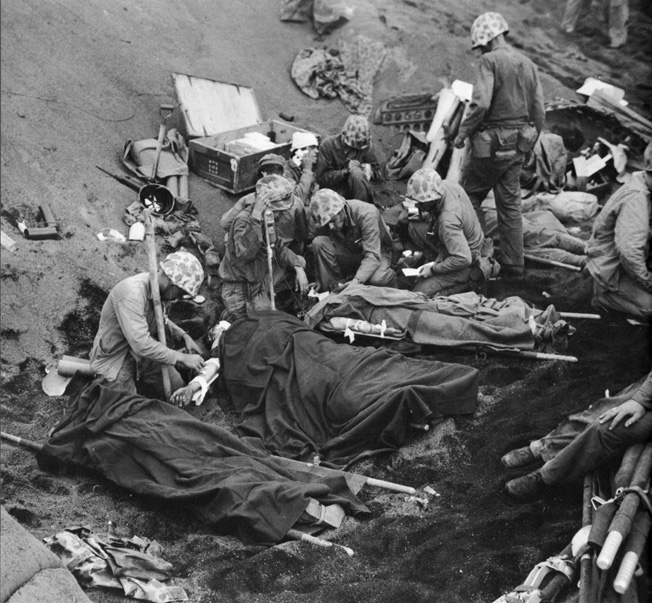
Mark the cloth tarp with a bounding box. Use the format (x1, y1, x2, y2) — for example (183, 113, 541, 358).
(291, 34, 387, 116)
(483, 206, 587, 267)
(220, 312, 478, 468)
(38, 382, 368, 546)
(123, 129, 189, 181)
(305, 285, 573, 352)
(44, 527, 188, 602)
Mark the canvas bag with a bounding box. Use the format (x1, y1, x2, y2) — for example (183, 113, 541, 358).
(383, 131, 428, 180)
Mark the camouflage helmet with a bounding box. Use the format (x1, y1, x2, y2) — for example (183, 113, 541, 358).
(406, 168, 444, 205)
(309, 189, 346, 228)
(160, 251, 204, 297)
(470, 12, 509, 49)
(341, 115, 370, 149)
(255, 175, 294, 211)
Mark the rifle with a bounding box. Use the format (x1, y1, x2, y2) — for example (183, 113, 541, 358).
(263, 209, 276, 310)
(96, 165, 145, 193)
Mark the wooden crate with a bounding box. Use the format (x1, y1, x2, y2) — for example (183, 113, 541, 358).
(174, 73, 314, 194)
(189, 120, 309, 194)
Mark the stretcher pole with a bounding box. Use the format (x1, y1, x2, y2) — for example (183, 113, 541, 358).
(578, 473, 594, 603)
(524, 254, 582, 271)
(597, 442, 652, 570)
(286, 529, 354, 556)
(1, 432, 44, 454)
(144, 209, 172, 401)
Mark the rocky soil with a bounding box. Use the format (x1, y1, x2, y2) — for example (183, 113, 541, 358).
(1, 1, 651, 602)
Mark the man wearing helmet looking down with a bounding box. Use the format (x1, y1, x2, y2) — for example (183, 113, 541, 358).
(453, 12, 545, 280)
(308, 189, 397, 293)
(219, 174, 309, 319)
(315, 115, 381, 205)
(90, 251, 206, 400)
(404, 168, 495, 296)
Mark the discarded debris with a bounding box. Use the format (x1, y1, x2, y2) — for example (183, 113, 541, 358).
(96, 228, 126, 242)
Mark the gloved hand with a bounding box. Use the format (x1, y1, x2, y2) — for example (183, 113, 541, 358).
(361, 163, 373, 180)
(453, 135, 466, 149)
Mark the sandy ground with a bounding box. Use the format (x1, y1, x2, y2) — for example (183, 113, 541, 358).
(1, 1, 651, 601)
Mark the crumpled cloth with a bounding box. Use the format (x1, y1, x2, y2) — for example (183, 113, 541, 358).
(43, 526, 187, 602)
(291, 34, 387, 116)
(123, 129, 189, 181)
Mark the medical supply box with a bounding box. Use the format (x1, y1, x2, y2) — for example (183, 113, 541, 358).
(174, 73, 315, 194)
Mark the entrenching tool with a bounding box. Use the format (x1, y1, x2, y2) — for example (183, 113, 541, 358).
(144, 209, 172, 401)
(150, 104, 175, 183)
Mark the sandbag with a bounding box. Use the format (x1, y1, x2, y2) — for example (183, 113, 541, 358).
(383, 131, 428, 180)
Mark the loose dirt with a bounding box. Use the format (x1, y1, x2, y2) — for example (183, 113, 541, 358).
(1, 1, 651, 602)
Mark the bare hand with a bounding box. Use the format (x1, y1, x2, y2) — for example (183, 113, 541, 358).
(295, 266, 309, 294)
(453, 136, 466, 149)
(348, 159, 362, 173)
(361, 163, 373, 180)
(301, 149, 317, 170)
(177, 353, 205, 373)
(417, 262, 434, 278)
(599, 400, 646, 429)
(170, 385, 194, 408)
(183, 334, 203, 355)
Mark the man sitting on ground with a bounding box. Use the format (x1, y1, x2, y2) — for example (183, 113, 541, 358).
(502, 369, 652, 498)
(308, 189, 397, 293)
(284, 131, 320, 205)
(403, 168, 494, 296)
(219, 175, 309, 320)
(220, 153, 288, 239)
(90, 251, 206, 400)
(585, 141, 652, 321)
(315, 115, 381, 205)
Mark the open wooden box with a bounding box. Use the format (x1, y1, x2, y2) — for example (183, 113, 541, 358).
(174, 73, 314, 194)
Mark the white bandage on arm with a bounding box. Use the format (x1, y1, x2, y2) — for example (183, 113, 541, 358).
(190, 357, 221, 406)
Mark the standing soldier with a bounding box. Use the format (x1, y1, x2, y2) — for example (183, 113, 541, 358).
(453, 12, 545, 279)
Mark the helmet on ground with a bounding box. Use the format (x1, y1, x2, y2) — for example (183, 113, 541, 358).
(470, 12, 509, 49)
(405, 168, 445, 208)
(309, 189, 346, 228)
(258, 153, 286, 172)
(256, 174, 295, 211)
(341, 115, 370, 149)
(160, 251, 204, 297)
(291, 132, 319, 151)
